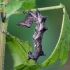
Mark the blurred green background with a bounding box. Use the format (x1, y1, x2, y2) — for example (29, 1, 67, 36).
(4, 0, 70, 70)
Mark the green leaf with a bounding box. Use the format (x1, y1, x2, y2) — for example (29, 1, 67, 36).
(22, 0, 36, 9)
(14, 64, 40, 70)
(6, 33, 33, 66)
(41, 7, 70, 66)
(5, 0, 23, 18)
(6, 33, 41, 70)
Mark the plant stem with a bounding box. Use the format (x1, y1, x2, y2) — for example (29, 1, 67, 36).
(0, 17, 8, 70)
(0, 0, 8, 70)
(0, 4, 64, 14)
(12, 4, 64, 14)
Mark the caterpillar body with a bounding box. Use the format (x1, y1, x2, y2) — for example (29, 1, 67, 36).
(17, 9, 48, 62)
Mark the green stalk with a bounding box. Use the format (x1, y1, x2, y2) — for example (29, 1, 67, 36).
(0, 19, 8, 70)
(0, 4, 64, 14)
(13, 4, 64, 14)
(0, 17, 8, 70)
(0, 0, 8, 70)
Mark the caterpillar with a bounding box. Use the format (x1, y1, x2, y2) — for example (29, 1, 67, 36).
(17, 9, 48, 62)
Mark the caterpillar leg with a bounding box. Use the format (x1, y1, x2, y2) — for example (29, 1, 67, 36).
(39, 51, 46, 56)
(28, 51, 37, 62)
(28, 50, 46, 62)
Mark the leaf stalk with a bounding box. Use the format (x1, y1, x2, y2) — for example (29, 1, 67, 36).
(0, 4, 64, 14)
